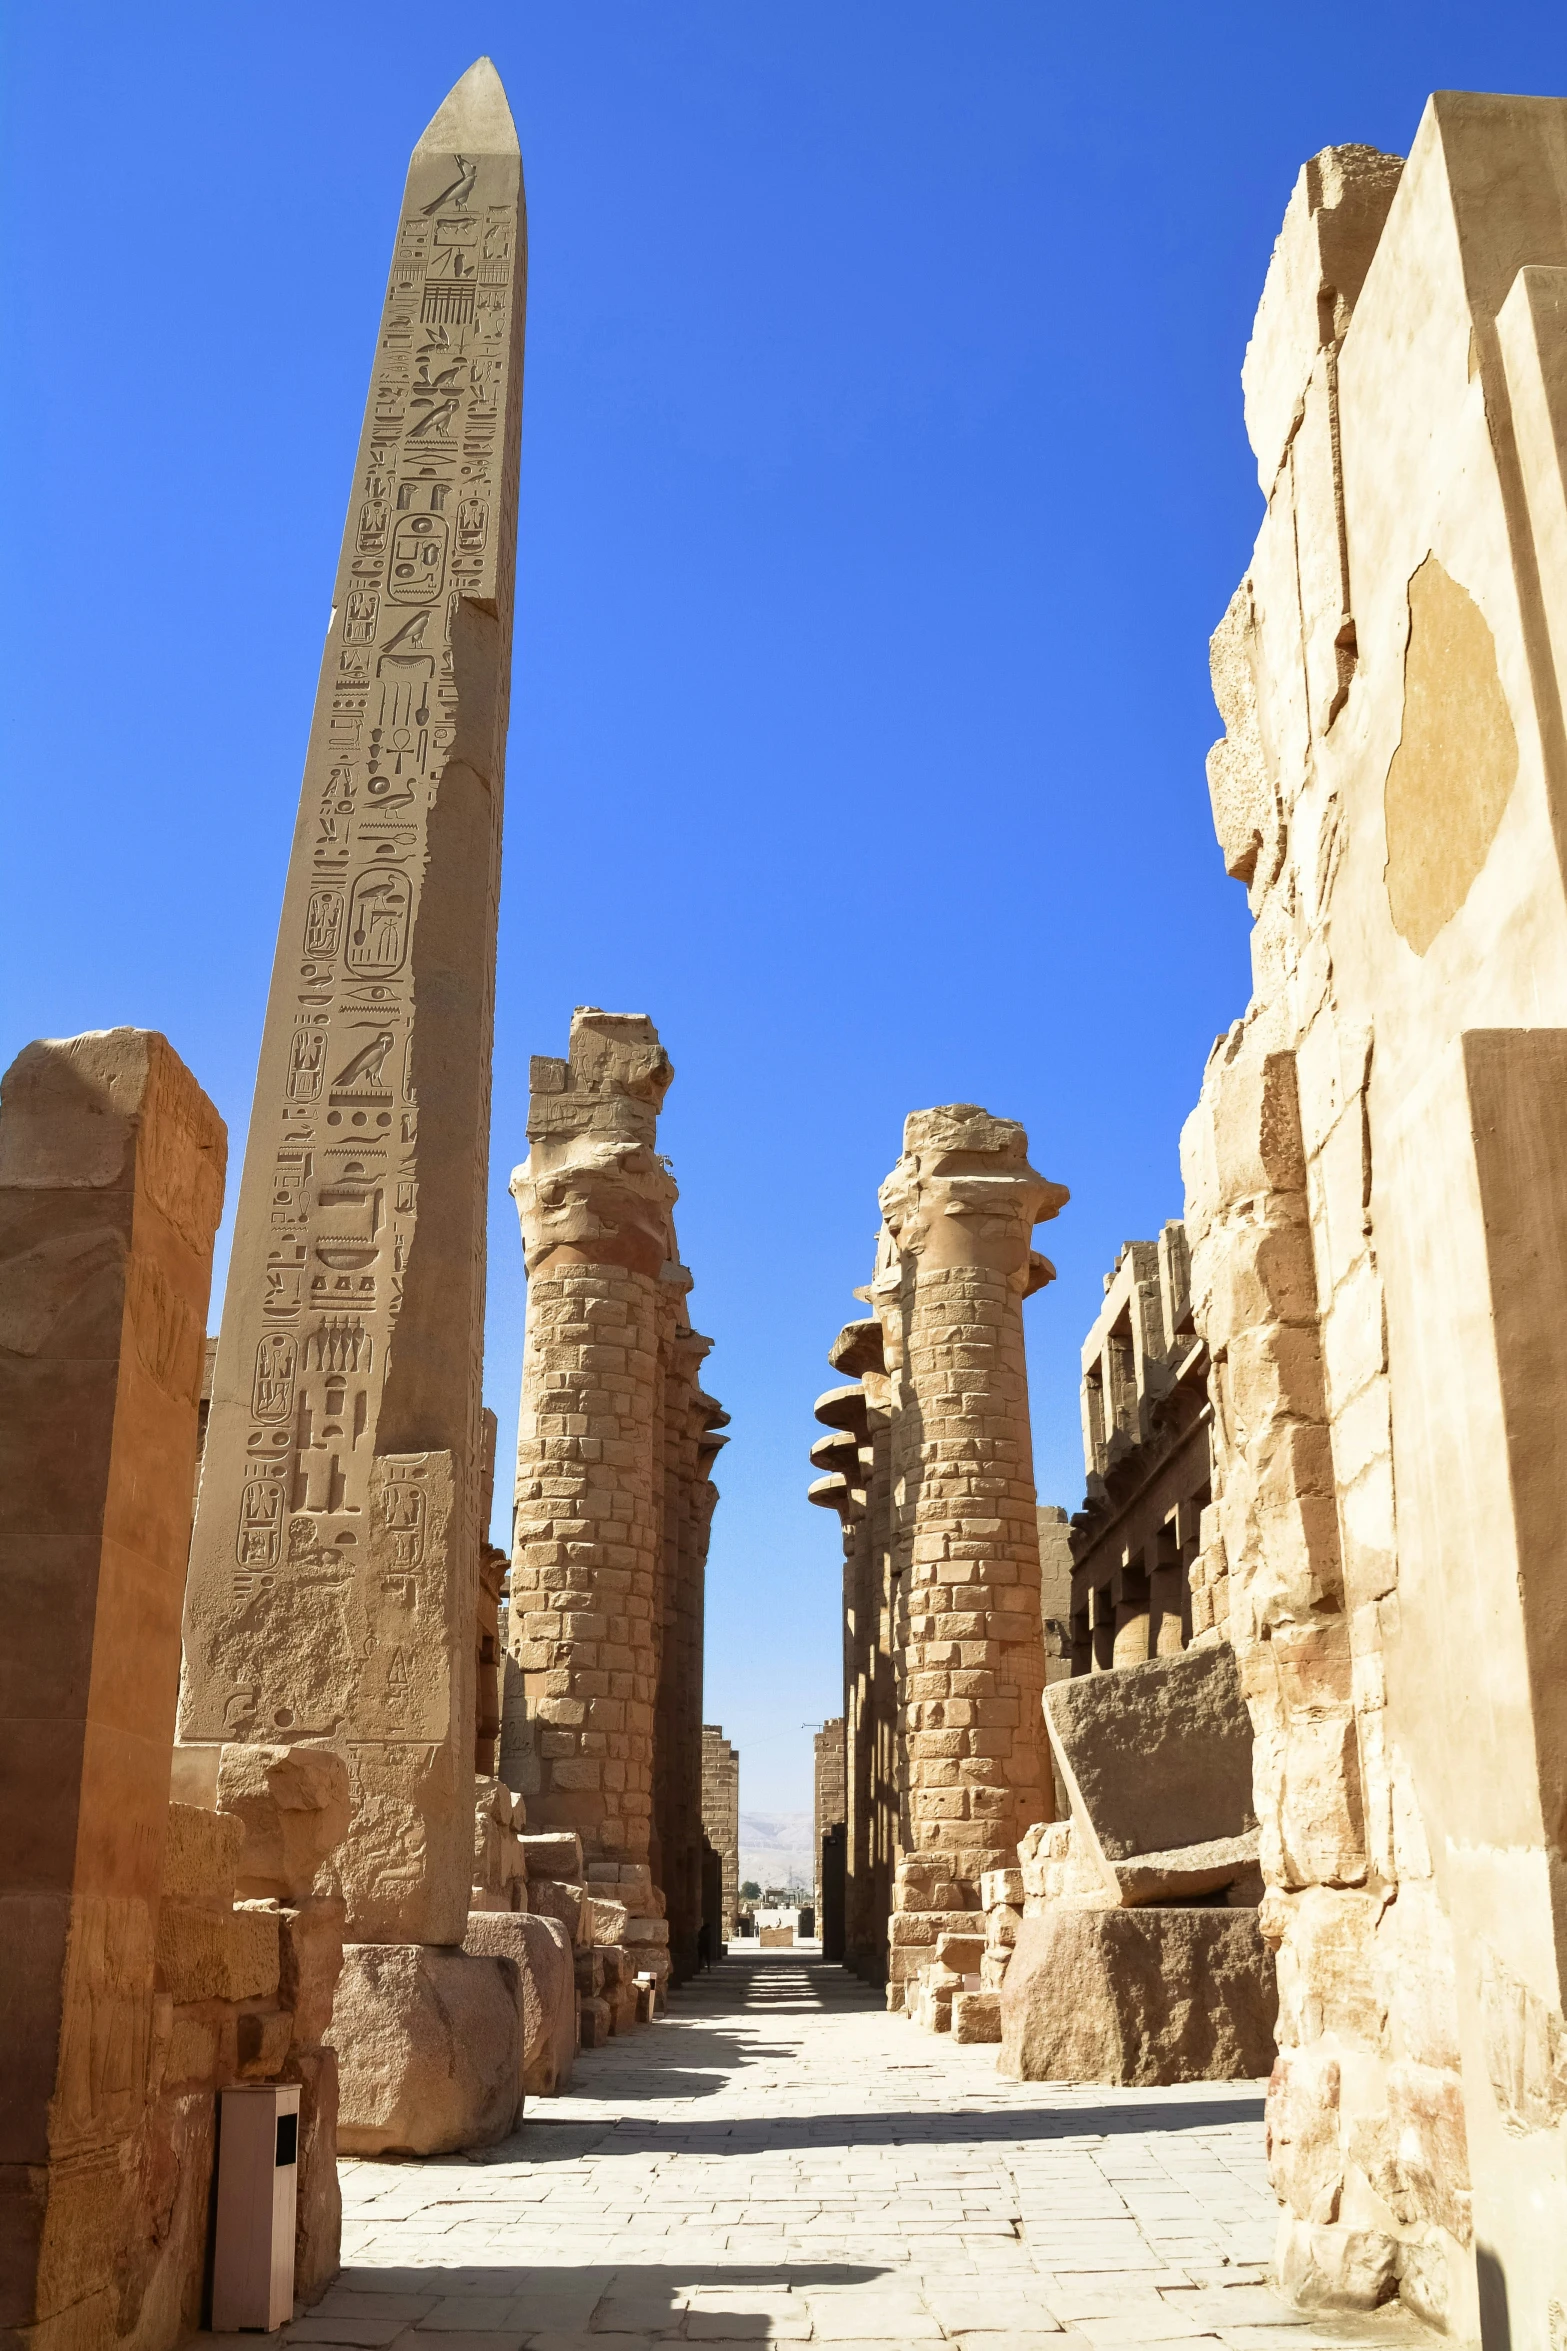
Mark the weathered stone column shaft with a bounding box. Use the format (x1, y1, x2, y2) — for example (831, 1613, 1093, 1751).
(511, 1261, 662, 1857)
(879, 1104, 1067, 1913)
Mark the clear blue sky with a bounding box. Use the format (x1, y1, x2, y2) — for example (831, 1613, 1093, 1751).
(4, 4, 1565, 1813)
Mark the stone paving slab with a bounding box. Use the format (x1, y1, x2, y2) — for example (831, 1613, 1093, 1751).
(194, 1952, 1435, 2350)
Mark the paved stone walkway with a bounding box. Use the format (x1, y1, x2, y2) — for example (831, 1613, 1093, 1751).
(274, 1950, 1423, 2351)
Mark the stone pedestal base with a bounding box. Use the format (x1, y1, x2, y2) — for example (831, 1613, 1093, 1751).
(998, 1907, 1277, 2085)
(464, 1912, 576, 2098)
(329, 1944, 521, 2155)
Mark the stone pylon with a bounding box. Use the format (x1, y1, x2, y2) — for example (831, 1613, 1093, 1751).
(178, 61, 527, 2148)
(877, 1106, 1065, 2007)
(507, 1012, 680, 1890)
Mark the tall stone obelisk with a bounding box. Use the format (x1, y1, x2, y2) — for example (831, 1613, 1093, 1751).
(179, 61, 526, 2142)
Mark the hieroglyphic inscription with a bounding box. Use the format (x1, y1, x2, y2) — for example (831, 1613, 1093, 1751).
(187, 111, 523, 1641)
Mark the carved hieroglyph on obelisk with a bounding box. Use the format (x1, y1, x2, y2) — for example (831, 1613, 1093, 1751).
(180, 61, 526, 1953)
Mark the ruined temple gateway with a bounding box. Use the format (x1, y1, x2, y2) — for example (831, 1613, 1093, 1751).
(15, 57, 1567, 2351)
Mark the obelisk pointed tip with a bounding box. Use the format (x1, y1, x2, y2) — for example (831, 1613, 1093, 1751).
(414, 57, 518, 157)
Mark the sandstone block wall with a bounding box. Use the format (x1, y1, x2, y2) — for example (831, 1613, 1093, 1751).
(1184, 98, 1567, 2335)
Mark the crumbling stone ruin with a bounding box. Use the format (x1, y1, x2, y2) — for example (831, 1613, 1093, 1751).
(701, 1726, 740, 1942)
(1069, 1228, 1211, 1670)
(20, 49, 1567, 2351)
(505, 1009, 728, 2005)
(998, 1643, 1276, 2083)
(1169, 94, 1567, 2334)
(809, 1105, 1067, 2033)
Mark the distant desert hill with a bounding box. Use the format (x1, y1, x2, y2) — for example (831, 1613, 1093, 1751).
(738, 1810, 814, 1893)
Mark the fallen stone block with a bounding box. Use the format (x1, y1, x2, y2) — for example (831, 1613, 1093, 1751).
(584, 1895, 630, 1946)
(464, 1909, 576, 2098)
(329, 1943, 521, 2155)
(574, 1946, 605, 1997)
(162, 1802, 244, 1908)
(530, 1876, 585, 1938)
(999, 1907, 1278, 2085)
(578, 1995, 611, 2048)
(277, 1895, 346, 2045)
(215, 1743, 351, 1901)
(887, 1907, 981, 1949)
(952, 1989, 1003, 2043)
(520, 1831, 584, 1881)
(156, 1898, 280, 2005)
(1109, 1829, 1262, 1906)
(1046, 1643, 1256, 1863)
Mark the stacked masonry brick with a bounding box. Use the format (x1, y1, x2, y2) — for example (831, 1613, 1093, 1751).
(901, 1264, 1049, 1881)
(507, 1010, 680, 1930)
(511, 1259, 663, 1862)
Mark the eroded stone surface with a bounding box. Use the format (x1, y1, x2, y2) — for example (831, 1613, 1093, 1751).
(328, 1944, 521, 2157)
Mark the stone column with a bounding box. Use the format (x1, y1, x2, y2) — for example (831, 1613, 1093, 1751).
(177, 60, 528, 2155)
(878, 1105, 1066, 2015)
(507, 1010, 678, 1892)
(0, 1031, 225, 2347)
(834, 1313, 896, 1985)
(655, 1318, 722, 1982)
(701, 1727, 740, 1940)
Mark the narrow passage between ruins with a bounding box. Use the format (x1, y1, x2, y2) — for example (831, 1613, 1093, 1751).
(253, 1952, 1415, 2351)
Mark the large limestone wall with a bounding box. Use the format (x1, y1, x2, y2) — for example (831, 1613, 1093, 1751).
(1185, 100, 1567, 2337)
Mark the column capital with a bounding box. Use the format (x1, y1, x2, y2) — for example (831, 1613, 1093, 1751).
(879, 1103, 1068, 1285)
(510, 1007, 677, 1276)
